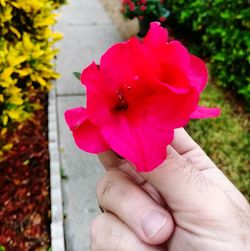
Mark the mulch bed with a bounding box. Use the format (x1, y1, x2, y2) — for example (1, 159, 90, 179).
(0, 92, 51, 251)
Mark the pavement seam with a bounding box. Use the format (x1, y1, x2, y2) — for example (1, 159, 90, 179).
(57, 93, 86, 97)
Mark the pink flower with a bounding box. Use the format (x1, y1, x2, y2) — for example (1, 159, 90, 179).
(141, 0, 147, 4)
(65, 22, 220, 172)
(159, 16, 166, 22)
(129, 2, 135, 11)
(140, 5, 147, 11)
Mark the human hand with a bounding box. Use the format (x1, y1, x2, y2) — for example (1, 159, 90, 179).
(91, 128, 250, 251)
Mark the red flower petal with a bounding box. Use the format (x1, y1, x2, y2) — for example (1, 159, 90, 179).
(143, 84, 199, 129)
(100, 37, 159, 86)
(81, 62, 114, 125)
(161, 41, 190, 71)
(143, 23, 190, 72)
(159, 65, 190, 93)
(82, 38, 160, 126)
(119, 75, 198, 130)
(143, 22, 168, 48)
(190, 106, 221, 119)
(65, 107, 110, 153)
(189, 55, 208, 93)
(101, 115, 174, 172)
(100, 42, 134, 89)
(64, 106, 87, 130)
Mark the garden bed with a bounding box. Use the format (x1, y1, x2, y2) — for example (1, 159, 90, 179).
(0, 92, 50, 251)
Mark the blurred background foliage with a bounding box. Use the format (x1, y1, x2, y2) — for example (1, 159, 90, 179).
(0, 0, 65, 157)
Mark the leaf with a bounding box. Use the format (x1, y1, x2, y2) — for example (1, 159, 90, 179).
(23, 160, 30, 165)
(2, 115, 8, 126)
(0, 245, 5, 251)
(220, 10, 231, 19)
(60, 167, 68, 180)
(3, 143, 13, 151)
(1, 127, 7, 136)
(73, 72, 81, 80)
(8, 96, 24, 105)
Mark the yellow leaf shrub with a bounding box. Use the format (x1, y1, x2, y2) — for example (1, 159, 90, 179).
(0, 0, 64, 154)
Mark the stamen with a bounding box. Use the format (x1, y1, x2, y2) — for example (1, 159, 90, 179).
(115, 90, 128, 111)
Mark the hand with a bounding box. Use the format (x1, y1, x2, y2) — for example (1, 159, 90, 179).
(91, 128, 250, 251)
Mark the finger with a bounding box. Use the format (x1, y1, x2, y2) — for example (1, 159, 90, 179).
(98, 150, 145, 182)
(141, 146, 217, 210)
(171, 128, 200, 155)
(98, 150, 123, 170)
(142, 145, 248, 212)
(98, 151, 165, 206)
(91, 213, 165, 251)
(171, 129, 244, 205)
(97, 170, 174, 245)
(171, 128, 216, 170)
(98, 151, 150, 189)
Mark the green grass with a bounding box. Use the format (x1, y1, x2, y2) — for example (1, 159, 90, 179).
(186, 83, 250, 202)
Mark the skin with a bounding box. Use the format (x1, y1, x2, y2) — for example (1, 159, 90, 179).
(90, 128, 250, 251)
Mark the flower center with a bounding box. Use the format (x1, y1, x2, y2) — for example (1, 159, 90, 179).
(115, 89, 128, 111)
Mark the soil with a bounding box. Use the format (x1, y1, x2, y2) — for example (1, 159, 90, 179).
(99, 0, 139, 39)
(0, 92, 50, 251)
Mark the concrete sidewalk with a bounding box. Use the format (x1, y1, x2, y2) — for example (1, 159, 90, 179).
(55, 0, 121, 250)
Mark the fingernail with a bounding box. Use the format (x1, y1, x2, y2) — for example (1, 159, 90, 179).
(141, 210, 167, 238)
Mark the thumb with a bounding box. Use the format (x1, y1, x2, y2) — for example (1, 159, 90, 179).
(141, 146, 214, 210)
(141, 138, 249, 213)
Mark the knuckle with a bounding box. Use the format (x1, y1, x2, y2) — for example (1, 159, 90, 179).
(166, 147, 181, 166)
(96, 170, 123, 203)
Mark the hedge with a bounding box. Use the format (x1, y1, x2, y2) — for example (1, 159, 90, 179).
(164, 0, 250, 104)
(0, 0, 64, 156)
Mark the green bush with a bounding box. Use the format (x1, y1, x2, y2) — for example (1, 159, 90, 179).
(164, 0, 250, 104)
(0, 0, 64, 157)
